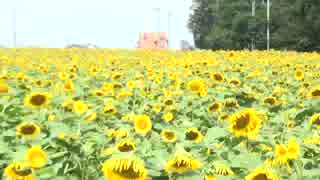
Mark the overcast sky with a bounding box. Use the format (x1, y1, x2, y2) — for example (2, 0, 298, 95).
(0, 0, 193, 48)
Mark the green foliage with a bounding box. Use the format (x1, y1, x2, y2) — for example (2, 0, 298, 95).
(189, 0, 320, 51)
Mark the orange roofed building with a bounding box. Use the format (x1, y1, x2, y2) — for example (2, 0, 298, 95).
(138, 32, 168, 49)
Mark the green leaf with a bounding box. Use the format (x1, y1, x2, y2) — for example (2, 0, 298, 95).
(204, 127, 228, 145)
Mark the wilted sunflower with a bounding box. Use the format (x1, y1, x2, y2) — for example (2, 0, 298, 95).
(134, 115, 152, 135)
(207, 102, 223, 112)
(245, 168, 278, 180)
(101, 157, 147, 180)
(229, 109, 262, 139)
(117, 140, 136, 152)
(185, 128, 203, 143)
(160, 129, 177, 143)
(310, 113, 320, 129)
(73, 100, 88, 114)
(24, 92, 51, 109)
(165, 151, 201, 174)
(4, 162, 35, 180)
(25, 145, 47, 168)
(16, 122, 41, 139)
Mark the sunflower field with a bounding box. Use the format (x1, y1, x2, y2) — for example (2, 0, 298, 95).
(0, 49, 319, 180)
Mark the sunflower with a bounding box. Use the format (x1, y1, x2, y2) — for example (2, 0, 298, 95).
(295, 69, 304, 81)
(185, 128, 203, 143)
(116, 90, 133, 100)
(229, 109, 262, 139)
(134, 115, 152, 135)
(153, 103, 162, 113)
(263, 96, 278, 106)
(127, 80, 135, 89)
(187, 79, 206, 94)
(287, 138, 300, 160)
(4, 162, 35, 180)
(211, 73, 224, 82)
(0, 82, 9, 93)
(229, 78, 241, 86)
(25, 145, 47, 168)
(310, 113, 320, 129)
(93, 89, 106, 96)
(160, 129, 177, 143)
(207, 102, 222, 112)
(205, 175, 217, 180)
(307, 87, 320, 98)
(101, 157, 147, 180)
(224, 98, 239, 108)
(24, 92, 51, 109)
(163, 98, 175, 106)
(16, 122, 41, 139)
(164, 151, 201, 174)
(163, 112, 174, 122)
(213, 163, 234, 176)
(84, 111, 97, 123)
(275, 144, 288, 164)
(117, 140, 136, 152)
(63, 79, 74, 92)
(103, 104, 117, 115)
(62, 99, 74, 110)
(245, 168, 278, 180)
(72, 100, 88, 114)
(107, 128, 129, 139)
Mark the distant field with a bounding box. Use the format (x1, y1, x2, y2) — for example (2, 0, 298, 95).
(0, 49, 319, 180)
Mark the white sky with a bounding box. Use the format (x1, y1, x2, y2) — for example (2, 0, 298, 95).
(0, 0, 193, 48)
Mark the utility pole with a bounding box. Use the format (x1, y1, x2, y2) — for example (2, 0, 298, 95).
(13, 8, 17, 48)
(152, 8, 161, 48)
(267, 0, 270, 50)
(167, 12, 172, 48)
(251, 0, 256, 50)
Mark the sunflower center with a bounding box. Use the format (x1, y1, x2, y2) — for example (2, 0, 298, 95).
(209, 103, 219, 111)
(264, 97, 276, 105)
(13, 166, 32, 177)
(234, 114, 250, 129)
(190, 83, 201, 91)
(138, 120, 147, 129)
(185, 131, 199, 140)
(173, 159, 189, 168)
(313, 117, 320, 125)
(253, 173, 269, 180)
(118, 143, 134, 152)
(164, 132, 175, 140)
(311, 89, 320, 96)
(164, 99, 174, 106)
(21, 125, 36, 135)
(214, 74, 223, 81)
(30, 95, 46, 106)
(114, 164, 142, 178)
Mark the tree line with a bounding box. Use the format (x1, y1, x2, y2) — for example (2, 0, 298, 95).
(188, 0, 320, 51)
